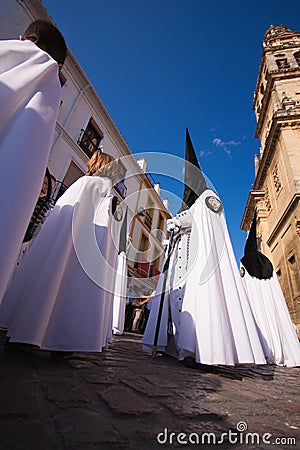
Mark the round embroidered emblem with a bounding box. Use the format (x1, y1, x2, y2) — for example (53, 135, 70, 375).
(205, 196, 223, 213)
(114, 205, 123, 221)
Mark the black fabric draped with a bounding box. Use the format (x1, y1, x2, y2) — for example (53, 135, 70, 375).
(241, 212, 273, 279)
(178, 128, 207, 213)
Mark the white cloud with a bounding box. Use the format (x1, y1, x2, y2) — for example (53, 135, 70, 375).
(199, 150, 212, 158)
(212, 137, 241, 156)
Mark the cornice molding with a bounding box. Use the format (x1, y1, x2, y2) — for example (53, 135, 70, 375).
(264, 41, 300, 51)
(240, 190, 265, 230)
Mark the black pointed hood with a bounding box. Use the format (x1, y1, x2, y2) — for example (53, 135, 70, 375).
(241, 212, 273, 279)
(119, 207, 128, 254)
(179, 129, 207, 212)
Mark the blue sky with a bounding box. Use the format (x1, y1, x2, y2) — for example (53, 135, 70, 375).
(42, 0, 300, 261)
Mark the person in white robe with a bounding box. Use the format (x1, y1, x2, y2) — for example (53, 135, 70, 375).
(240, 212, 300, 367)
(112, 209, 128, 335)
(0, 20, 67, 304)
(0, 152, 120, 354)
(143, 129, 266, 366)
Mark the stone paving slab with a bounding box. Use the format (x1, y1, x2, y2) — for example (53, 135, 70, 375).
(98, 385, 158, 415)
(0, 330, 299, 450)
(122, 377, 174, 397)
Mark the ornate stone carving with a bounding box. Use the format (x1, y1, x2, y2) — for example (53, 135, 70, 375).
(264, 187, 272, 211)
(282, 92, 297, 110)
(272, 164, 282, 193)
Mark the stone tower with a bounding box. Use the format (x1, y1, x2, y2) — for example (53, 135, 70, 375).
(241, 24, 300, 330)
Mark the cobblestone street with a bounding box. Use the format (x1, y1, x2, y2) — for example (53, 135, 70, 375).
(0, 330, 299, 449)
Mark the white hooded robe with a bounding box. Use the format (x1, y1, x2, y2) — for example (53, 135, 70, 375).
(0, 39, 61, 302)
(241, 266, 300, 367)
(143, 189, 266, 366)
(112, 251, 128, 335)
(0, 176, 118, 352)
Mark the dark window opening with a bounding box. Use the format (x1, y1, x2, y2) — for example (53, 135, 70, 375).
(78, 119, 103, 158)
(56, 161, 85, 199)
(276, 58, 290, 69)
(144, 198, 154, 229)
(288, 254, 296, 265)
(294, 51, 300, 66)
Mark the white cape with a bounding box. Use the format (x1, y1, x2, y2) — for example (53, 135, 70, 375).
(0, 39, 61, 303)
(143, 190, 266, 366)
(241, 266, 300, 367)
(112, 251, 128, 335)
(0, 176, 118, 352)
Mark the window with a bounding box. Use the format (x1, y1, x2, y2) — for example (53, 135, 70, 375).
(157, 213, 164, 230)
(288, 255, 296, 265)
(149, 246, 161, 277)
(78, 119, 103, 158)
(156, 213, 164, 241)
(56, 161, 85, 199)
(144, 198, 154, 229)
(276, 58, 290, 69)
(294, 51, 300, 67)
(135, 233, 150, 277)
(140, 233, 149, 252)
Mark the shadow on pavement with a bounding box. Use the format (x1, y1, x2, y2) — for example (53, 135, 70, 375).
(181, 356, 275, 381)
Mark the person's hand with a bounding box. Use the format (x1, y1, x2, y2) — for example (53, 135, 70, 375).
(167, 217, 181, 235)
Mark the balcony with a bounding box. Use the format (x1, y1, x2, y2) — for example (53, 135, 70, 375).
(134, 255, 160, 278)
(134, 255, 149, 277)
(144, 210, 153, 229)
(149, 264, 160, 278)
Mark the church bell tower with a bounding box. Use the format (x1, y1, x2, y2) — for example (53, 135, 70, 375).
(241, 24, 300, 330)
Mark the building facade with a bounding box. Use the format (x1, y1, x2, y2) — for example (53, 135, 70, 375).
(127, 158, 170, 294)
(241, 24, 300, 330)
(1, 0, 171, 297)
